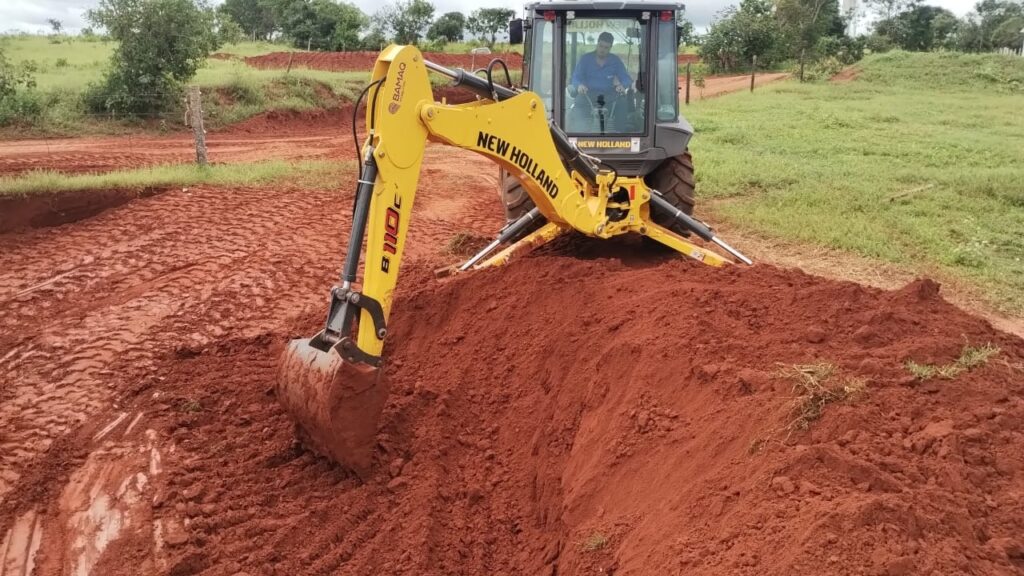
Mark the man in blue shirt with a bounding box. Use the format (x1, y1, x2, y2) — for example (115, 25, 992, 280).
(571, 32, 632, 97)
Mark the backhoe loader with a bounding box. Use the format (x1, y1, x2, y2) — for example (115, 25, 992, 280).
(277, 5, 752, 478)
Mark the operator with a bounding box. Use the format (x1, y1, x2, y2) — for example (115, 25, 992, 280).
(571, 31, 633, 97)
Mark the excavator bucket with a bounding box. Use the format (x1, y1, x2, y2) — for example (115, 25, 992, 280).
(276, 337, 389, 479)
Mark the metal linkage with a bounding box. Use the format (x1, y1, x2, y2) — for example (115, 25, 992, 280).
(459, 207, 543, 271)
(648, 192, 753, 265)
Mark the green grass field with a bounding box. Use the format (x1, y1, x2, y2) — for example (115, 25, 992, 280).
(0, 36, 370, 133)
(687, 51, 1024, 314)
(0, 36, 312, 91)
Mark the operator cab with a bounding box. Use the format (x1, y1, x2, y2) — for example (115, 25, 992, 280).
(510, 1, 690, 176)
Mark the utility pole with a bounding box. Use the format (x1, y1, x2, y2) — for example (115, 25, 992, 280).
(750, 55, 757, 92)
(186, 86, 207, 166)
(685, 62, 691, 105)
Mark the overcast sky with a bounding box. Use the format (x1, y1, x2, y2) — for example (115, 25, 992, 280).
(1, 0, 982, 37)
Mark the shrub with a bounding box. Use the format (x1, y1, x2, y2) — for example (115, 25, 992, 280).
(86, 0, 221, 115)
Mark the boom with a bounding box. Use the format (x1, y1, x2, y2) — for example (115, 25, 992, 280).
(276, 45, 750, 476)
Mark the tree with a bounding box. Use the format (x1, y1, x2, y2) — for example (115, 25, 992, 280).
(428, 11, 466, 43)
(930, 10, 960, 48)
(950, 17, 984, 51)
(272, 0, 366, 50)
(677, 19, 696, 46)
(863, 0, 911, 22)
(991, 14, 1024, 47)
(327, 0, 368, 50)
(218, 0, 276, 40)
(376, 0, 435, 45)
(395, 0, 435, 45)
(0, 49, 40, 126)
(875, 4, 958, 50)
(360, 28, 389, 50)
(85, 0, 220, 114)
(930, 0, 1023, 51)
(216, 12, 246, 45)
(776, 0, 840, 59)
(974, 0, 1024, 47)
(47, 19, 63, 34)
(699, 0, 782, 72)
(466, 7, 515, 48)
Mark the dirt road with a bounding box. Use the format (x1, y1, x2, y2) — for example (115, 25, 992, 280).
(0, 110, 352, 177)
(685, 72, 790, 100)
(0, 74, 788, 178)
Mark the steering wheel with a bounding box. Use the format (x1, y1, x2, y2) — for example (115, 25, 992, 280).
(567, 87, 634, 134)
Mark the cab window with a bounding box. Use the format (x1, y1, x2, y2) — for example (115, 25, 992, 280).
(563, 17, 647, 135)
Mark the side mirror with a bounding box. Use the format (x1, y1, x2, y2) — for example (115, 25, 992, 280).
(509, 19, 524, 45)
(627, 26, 641, 39)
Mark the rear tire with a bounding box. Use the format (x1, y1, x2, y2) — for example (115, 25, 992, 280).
(500, 169, 534, 223)
(499, 169, 545, 243)
(647, 151, 696, 236)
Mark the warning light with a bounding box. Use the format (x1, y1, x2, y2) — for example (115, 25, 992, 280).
(660, 11, 674, 21)
(544, 10, 556, 21)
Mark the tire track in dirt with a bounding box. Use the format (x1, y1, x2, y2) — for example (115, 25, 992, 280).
(0, 185, 346, 502)
(0, 133, 345, 177)
(0, 145, 506, 575)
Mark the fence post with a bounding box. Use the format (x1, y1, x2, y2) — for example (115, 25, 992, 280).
(750, 55, 757, 92)
(799, 48, 806, 82)
(685, 62, 691, 105)
(186, 85, 208, 166)
(286, 51, 294, 75)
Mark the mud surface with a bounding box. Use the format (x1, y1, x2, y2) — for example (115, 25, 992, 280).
(2, 90, 1023, 575)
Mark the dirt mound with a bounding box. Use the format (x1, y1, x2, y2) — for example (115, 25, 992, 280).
(831, 66, 862, 83)
(217, 85, 478, 137)
(244, 51, 525, 73)
(215, 106, 354, 136)
(99, 249, 1024, 575)
(0, 187, 168, 234)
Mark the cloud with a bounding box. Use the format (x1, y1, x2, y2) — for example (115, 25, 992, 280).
(1, 0, 93, 33)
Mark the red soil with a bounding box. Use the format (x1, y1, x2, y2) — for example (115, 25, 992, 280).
(832, 66, 863, 83)
(0, 79, 1022, 576)
(241, 51, 704, 74)
(244, 51, 524, 73)
(130, 253, 1023, 576)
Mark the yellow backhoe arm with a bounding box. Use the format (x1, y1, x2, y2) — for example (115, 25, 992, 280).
(276, 45, 751, 477)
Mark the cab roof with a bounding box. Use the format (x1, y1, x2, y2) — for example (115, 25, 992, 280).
(526, 1, 684, 12)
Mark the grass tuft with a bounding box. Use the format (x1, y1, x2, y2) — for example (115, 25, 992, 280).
(0, 160, 338, 196)
(581, 532, 608, 552)
(779, 363, 867, 431)
(905, 343, 1000, 381)
(176, 398, 203, 413)
(445, 231, 492, 256)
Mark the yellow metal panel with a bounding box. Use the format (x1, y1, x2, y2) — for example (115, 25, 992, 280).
(356, 46, 432, 355)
